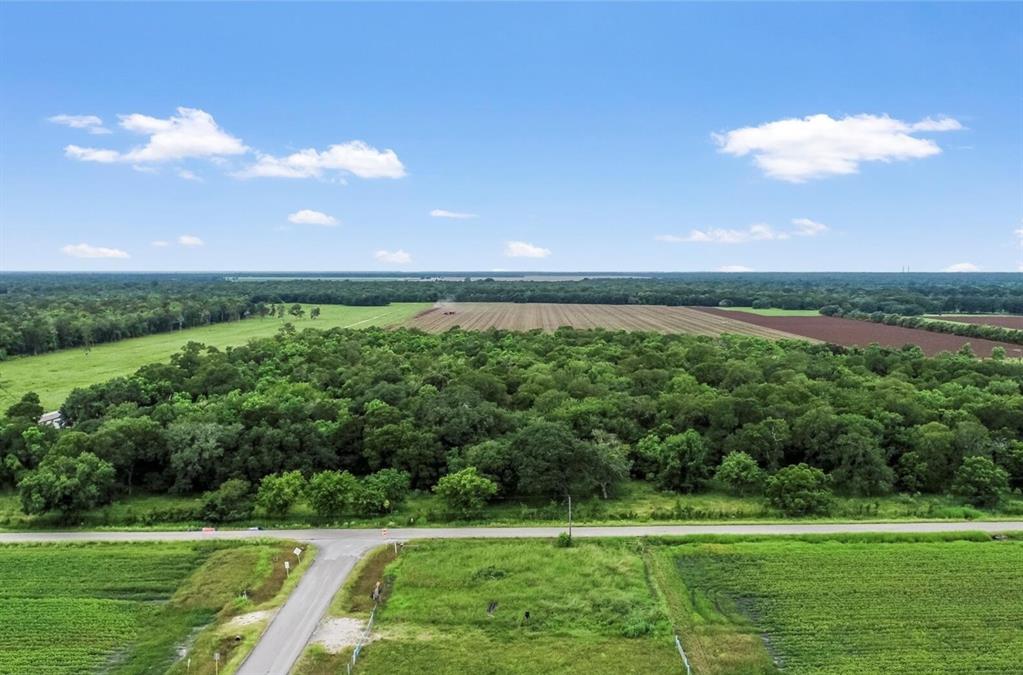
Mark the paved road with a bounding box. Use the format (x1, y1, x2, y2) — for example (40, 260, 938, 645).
(4, 520, 1022, 674)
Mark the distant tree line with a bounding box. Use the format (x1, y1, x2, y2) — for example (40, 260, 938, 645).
(2, 271, 1022, 358)
(1, 325, 1020, 520)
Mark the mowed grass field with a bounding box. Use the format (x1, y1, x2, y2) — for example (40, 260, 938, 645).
(301, 534, 1023, 675)
(719, 306, 822, 317)
(0, 539, 312, 675)
(405, 302, 814, 341)
(658, 535, 1023, 674)
(301, 539, 681, 675)
(0, 303, 428, 410)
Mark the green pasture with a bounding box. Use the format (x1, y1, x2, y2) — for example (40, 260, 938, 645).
(719, 306, 821, 316)
(0, 303, 428, 410)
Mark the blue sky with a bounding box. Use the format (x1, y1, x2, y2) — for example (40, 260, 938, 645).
(1, 2, 1021, 272)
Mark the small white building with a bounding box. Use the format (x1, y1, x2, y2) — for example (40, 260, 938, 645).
(38, 411, 66, 429)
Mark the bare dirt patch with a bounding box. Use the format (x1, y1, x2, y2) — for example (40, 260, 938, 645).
(225, 609, 275, 629)
(699, 308, 1021, 357)
(403, 302, 813, 340)
(311, 617, 376, 654)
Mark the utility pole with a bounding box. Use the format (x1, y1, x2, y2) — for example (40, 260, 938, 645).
(567, 494, 573, 539)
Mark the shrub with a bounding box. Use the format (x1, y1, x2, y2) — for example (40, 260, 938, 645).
(555, 532, 573, 548)
(951, 456, 1009, 507)
(306, 470, 358, 518)
(256, 470, 306, 517)
(715, 451, 765, 495)
(200, 479, 254, 523)
(363, 468, 412, 508)
(433, 467, 498, 516)
(18, 452, 115, 519)
(766, 464, 832, 516)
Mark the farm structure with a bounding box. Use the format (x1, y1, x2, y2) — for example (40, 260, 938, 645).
(699, 308, 1022, 357)
(405, 303, 815, 340)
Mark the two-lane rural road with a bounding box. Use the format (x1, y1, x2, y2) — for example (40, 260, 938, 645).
(4, 520, 1022, 674)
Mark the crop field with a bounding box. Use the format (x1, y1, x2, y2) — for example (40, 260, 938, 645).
(405, 302, 813, 340)
(658, 535, 1023, 674)
(698, 307, 1021, 357)
(0, 539, 309, 675)
(0, 302, 428, 410)
(927, 314, 1023, 330)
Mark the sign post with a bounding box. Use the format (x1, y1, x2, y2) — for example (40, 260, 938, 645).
(213, 651, 220, 675)
(284, 560, 291, 578)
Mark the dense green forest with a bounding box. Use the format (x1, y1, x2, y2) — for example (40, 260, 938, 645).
(2, 325, 1020, 521)
(2, 272, 1022, 358)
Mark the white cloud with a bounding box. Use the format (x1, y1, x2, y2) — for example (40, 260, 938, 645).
(375, 249, 411, 264)
(718, 265, 754, 272)
(61, 243, 129, 259)
(910, 117, 964, 132)
(944, 262, 980, 272)
(66, 146, 121, 163)
(657, 223, 782, 244)
(658, 218, 828, 244)
(151, 240, 169, 247)
(430, 209, 478, 219)
(504, 240, 551, 258)
(49, 114, 111, 135)
(713, 113, 963, 182)
(65, 107, 247, 165)
(237, 141, 406, 180)
(177, 169, 200, 181)
(288, 209, 338, 227)
(1014, 226, 1023, 241)
(178, 234, 203, 247)
(791, 217, 829, 236)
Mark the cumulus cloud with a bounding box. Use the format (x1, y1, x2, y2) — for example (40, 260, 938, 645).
(375, 249, 411, 264)
(49, 114, 111, 135)
(658, 218, 828, 244)
(288, 209, 339, 227)
(178, 234, 203, 247)
(151, 240, 169, 247)
(943, 262, 980, 272)
(61, 243, 129, 259)
(791, 217, 829, 236)
(657, 223, 782, 244)
(64, 107, 247, 165)
(504, 241, 551, 258)
(237, 141, 406, 180)
(430, 209, 478, 219)
(718, 265, 754, 272)
(713, 113, 963, 182)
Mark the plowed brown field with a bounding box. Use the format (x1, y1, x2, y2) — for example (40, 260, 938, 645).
(404, 303, 815, 340)
(926, 315, 1023, 330)
(699, 308, 1023, 357)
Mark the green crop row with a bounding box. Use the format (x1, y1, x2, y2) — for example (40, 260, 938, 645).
(672, 539, 1023, 674)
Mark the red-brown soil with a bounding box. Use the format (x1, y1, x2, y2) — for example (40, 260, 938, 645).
(699, 308, 1023, 357)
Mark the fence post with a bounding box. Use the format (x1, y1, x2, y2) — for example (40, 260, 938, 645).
(675, 635, 692, 675)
